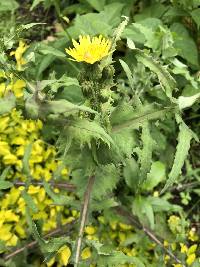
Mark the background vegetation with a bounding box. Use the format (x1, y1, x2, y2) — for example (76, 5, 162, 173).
(0, 0, 199, 266)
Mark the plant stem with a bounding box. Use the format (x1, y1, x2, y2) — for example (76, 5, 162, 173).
(115, 206, 186, 267)
(13, 180, 76, 191)
(4, 219, 77, 261)
(74, 175, 95, 267)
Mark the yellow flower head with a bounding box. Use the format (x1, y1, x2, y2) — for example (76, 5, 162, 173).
(65, 35, 111, 64)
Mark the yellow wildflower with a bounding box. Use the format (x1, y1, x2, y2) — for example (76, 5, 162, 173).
(58, 245, 71, 266)
(47, 257, 55, 267)
(10, 40, 29, 70)
(188, 228, 199, 242)
(188, 244, 198, 255)
(81, 247, 92, 259)
(180, 243, 188, 254)
(15, 224, 26, 238)
(66, 35, 111, 64)
(3, 153, 18, 165)
(186, 253, 196, 266)
(168, 215, 182, 234)
(119, 222, 133, 231)
(0, 141, 10, 155)
(85, 225, 96, 235)
(164, 255, 170, 264)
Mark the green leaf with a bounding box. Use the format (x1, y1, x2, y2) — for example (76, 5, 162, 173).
(178, 93, 200, 110)
(123, 158, 139, 190)
(0, 180, 12, 190)
(0, 94, 16, 115)
(0, 0, 19, 11)
(30, 0, 44, 10)
(170, 23, 199, 66)
(22, 190, 38, 213)
(43, 180, 73, 205)
(112, 103, 170, 133)
(98, 251, 145, 267)
(191, 8, 200, 29)
(39, 75, 79, 92)
(171, 58, 198, 89)
(42, 99, 97, 116)
(22, 144, 32, 177)
(119, 59, 134, 90)
(67, 119, 114, 148)
(92, 164, 119, 200)
(137, 121, 155, 185)
(39, 44, 66, 58)
(132, 195, 154, 229)
(0, 167, 10, 180)
(91, 198, 118, 211)
(148, 196, 181, 212)
(20, 23, 45, 31)
(30, 215, 70, 256)
(85, 0, 106, 11)
(161, 119, 196, 193)
(134, 50, 177, 99)
(72, 3, 124, 36)
(142, 161, 166, 191)
(111, 129, 137, 157)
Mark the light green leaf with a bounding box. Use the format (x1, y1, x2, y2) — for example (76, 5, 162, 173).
(43, 180, 73, 205)
(0, 180, 12, 190)
(132, 196, 154, 229)
(142, 161, 166, 191)
(178, 93, 200, 110)
(98, 251, 145, 267)
(171, 23, 199, 66)
(123, 158, 139, 190)
(0, 0, 19, 11)
(30, 0, 44, 10)
(190, 8, 200, 29)
(161, 120, 195, 193)
(42, 99, 97, 116)
(68, 119, 114, 148)
(0, 167, 10, 180)
(135, 50, 176, 99)
(20, 23, 45, 31)
(30, 216, 70, 256)
(119, 59, 134, 90)
(39, 44, 66, 58)
(137, 121, 155, 185)
(92, 164, 119, 200)
(85, 0, 106, 11)
(171, 58, 198, 89)
(111, 130, 137, 157)
(22, 190, 38, 213)
(0, 94, 16, 115)
(22, 144, 32, 177)
(111, 103, 170, 132)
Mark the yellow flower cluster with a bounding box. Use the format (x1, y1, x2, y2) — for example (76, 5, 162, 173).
(0, 71, 26, 98)
(0, 73, 75, 267)
(10, 40, 28, 71)
(66, 35, 111, 64)
(165, 215, 199, 266)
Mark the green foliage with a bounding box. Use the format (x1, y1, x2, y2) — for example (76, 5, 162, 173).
(0, 0, 200, 266)
(0, 95, 16, 115)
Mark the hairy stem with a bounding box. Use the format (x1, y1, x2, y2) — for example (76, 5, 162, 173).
(74, 175, 95, 267)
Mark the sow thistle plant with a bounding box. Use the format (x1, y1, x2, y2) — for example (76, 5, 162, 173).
(0, 18, 200, 267)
